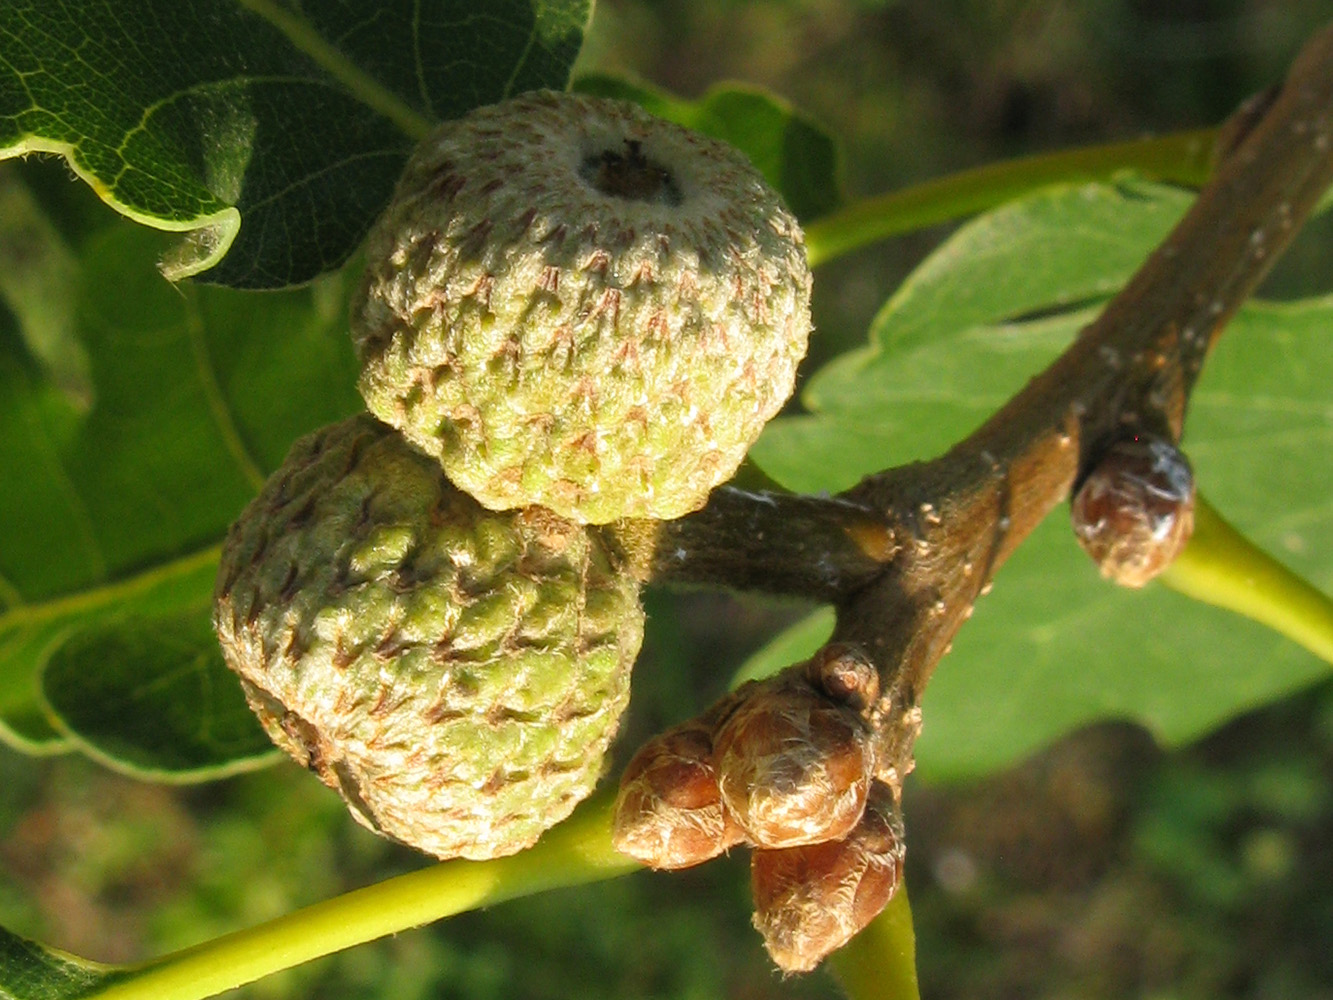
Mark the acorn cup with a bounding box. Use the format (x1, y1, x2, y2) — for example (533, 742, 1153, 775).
(213, 415, 644, 861)
(351, 89, 812, 524)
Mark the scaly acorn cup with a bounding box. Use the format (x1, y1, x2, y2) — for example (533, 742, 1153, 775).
(213, 415, 644, 861)
(352, 89, 812, 524)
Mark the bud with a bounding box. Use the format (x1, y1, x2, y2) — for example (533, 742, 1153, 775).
(714, 672, 874, 849)
(612, 712, 744, 869)
(1071, 435, 1195, 587)
(804, 642, 879, 711)
(751, 781, 906, 973)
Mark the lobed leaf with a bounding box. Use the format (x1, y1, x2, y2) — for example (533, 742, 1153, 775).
(0, 0, 591, 287)
(751, 181, 1333, 780)
(40, 609, 277, 780)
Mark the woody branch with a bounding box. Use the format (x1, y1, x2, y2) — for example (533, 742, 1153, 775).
(607, 21, 1333, 973)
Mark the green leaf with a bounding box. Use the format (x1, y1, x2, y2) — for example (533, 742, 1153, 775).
(754, 180, 1195, 493)
(754, 305, 1097, 494)
(729, 606, 834, 688)
(0, 0, 591, 288)
(0, 551, 221, 753)
(0, 171, 88, 403)
(0, 925, 119, 1000)
(0, 177, 361, 755)
(751, 182, 1333, 780)
(851, 180, 1194, 359)
(40, 609, 277, 781)
(573, 73, 843, 221)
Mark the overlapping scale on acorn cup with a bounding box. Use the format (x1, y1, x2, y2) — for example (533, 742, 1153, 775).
(351, 89, 812, 524)
(213, 415, 644, 861)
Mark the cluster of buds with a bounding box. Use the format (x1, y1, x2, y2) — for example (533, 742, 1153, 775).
(613, 643, 908, 972)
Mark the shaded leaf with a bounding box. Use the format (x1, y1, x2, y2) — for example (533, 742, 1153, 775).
(573, 73, 843, 221)
(41, 609, 276, 780)
(753, 307, 1092, 494)
(0, 0, 591, 287)
(0, 925, 118, 1000)
(729, 606, 834, 688)
(0, 185, 361, 753)
(751, 182, 1333, 779)
(0, 171, 88, 402)
(848, 180, 1193, 360)
(0, 552, 220, 752)
(755, 180, 1194, 493)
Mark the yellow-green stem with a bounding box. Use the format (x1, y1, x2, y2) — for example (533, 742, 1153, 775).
(830, 883, 919, 1000)
(83, 797, 637, 1000)
(804, 129, 1216, 267)
(1164, 494, 1333, 666)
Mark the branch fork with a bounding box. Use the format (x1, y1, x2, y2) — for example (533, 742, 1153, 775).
(610, 20, 1333, 972)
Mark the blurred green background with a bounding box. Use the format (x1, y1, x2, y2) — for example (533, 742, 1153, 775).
(4, 2, 1333, 998)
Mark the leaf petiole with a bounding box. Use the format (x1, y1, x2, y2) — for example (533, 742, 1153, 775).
(1164, 494, 1333, 668)
(803, 128, 1216, 267)
(80, 796, 637, 1000)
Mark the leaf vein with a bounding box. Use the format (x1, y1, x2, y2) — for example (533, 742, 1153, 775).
(232, 0, 432, 139)
(0, 545, 220, 634)
(181, 288, 267, 493)
(500, 18, 539, 100)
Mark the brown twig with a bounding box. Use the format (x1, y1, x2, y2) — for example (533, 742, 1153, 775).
(615, 19, 1333, 790)
(611, 21, 1333, 971)
(837, 19, 1333, 788)
(611, 487, 896, 602)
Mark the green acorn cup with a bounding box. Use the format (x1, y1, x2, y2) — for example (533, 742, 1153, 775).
(213, 415, 644, 860)
(351, 89, 812, 524)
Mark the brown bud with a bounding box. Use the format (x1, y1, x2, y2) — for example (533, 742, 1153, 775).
(751, 782, 906, 973)
(805, 642, 880, 711)
(612, 715, 744, 869)
(714, 673, 874, 849)
(1071, 435, 1195, 588)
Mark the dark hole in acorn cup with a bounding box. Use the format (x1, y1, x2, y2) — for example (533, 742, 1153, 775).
(581, 139, 683, 206)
